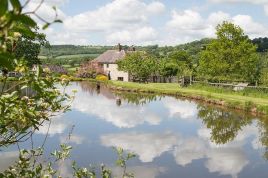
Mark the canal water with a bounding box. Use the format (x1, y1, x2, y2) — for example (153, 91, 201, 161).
(1, 81, 268, 178)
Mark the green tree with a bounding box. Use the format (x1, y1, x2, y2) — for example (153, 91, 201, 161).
(14, 28, 49, 67)
(168, 50, 193, 80)
(158, 59, 178, 81)
(198, 21, 259, 83)
(117, 51, 157, 82)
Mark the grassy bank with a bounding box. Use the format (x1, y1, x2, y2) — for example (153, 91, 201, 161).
(108, 81, 268, 115)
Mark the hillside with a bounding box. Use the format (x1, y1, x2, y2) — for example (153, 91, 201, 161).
(39, 38, 268, 73)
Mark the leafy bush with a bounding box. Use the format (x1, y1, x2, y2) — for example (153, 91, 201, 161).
(96, 74, 108, 81)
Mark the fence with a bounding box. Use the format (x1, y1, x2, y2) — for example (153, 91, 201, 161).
(192, 81, 268, 91)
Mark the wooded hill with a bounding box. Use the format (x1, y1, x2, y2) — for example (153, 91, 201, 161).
(39, 37, 268, 74)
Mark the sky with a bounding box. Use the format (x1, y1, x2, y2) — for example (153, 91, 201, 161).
(24, 0, 268, 46)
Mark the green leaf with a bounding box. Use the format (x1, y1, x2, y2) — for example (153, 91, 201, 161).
(13, 14, 36, 27)
(10, 0, 21, 13)
(42, 23, 50, 30)
(13, 25, 35, 37)
(54, 19, 63, 23)
(0, 53, 15, 70)
(0, 0, 8, 16)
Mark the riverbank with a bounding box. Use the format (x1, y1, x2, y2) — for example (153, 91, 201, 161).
(107, 81, 268, 115)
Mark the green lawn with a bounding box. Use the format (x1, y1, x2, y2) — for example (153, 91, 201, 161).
(109, 81, 268, 114)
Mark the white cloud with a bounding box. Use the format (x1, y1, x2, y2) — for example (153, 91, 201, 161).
(106, 26, 158, 45)
(164, 9, 268, 45)
(60, 0, 164, 45)
(44, 27, 91, 45)
(233, 15, 267, 37)
(209, 0, 268, 4)
(207, 11, 231, 26)
(64, 0, 164, 32)
(101, 132, 178, 162)
(37, 0, 268, 45)
(146, 1, 166, 14)
(24, 0, 66, 23)
(209, 0, 268, 16)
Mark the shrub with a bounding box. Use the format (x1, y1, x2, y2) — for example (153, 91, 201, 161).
(96, 74, 108, 81)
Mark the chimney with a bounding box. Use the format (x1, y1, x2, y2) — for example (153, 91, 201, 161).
(118, 43, 122, 51)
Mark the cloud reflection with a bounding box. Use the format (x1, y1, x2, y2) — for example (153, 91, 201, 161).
(111, 166, 167, 178)
(69, 84, 162, 128)
(101, 131, 250, 178)
(68, 83, 200, 128)
(161, 98, 198, 120)
(36, 115, 71, 136)
(0, 151, 19, 172)
(101, 132, 178, 162)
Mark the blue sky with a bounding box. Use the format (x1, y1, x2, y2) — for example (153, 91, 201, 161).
(25, 0, 268, 46)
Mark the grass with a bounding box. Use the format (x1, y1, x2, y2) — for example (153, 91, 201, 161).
(55, 54, 100, 59)
(109, 81, 268, 115)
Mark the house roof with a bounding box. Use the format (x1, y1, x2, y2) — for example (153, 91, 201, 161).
(92, 50, 126, 64)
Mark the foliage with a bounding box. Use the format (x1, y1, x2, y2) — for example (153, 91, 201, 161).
(114, 147, 136, 178)
(260, 67, 268, 85)
(14, 28, 49, 67)
(0, 66, 73, 146)
(0, 0, 70, 146)
(158, 59, 178, 78)
(40, 45, 112, 58)
(96, 74, 108, 81)
(76, 62, 102, 78)
(0, 144, 136, 178)
(40, 55, 96, 67)
(252, 37, 268, 52)
(117, 52, 157, 82)
(167, 50, 193, 77)
(198, 21, 259, 83)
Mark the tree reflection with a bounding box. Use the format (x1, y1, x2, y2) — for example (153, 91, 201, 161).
(257, 118, 268, 160)
(78, 81, 159, 106)
(198, 105, 252, 145)
(114, 92, 159, 106)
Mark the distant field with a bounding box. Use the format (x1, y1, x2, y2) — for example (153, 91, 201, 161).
(55, 54, 100, 59)
(39, 53, 100, 59)
(38, 55, 47, 59)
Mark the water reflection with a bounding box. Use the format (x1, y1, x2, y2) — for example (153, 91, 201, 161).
(70, 82, 162, 128)
(101, 132, 178, 162)
(111, 166, 167, 178)
(1, 81, 268, 178)
(198, 105, 252, 144)
(0, 151, 19, 172)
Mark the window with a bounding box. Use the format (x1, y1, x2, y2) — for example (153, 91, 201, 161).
(106, 64, 109, 68)
(118, 77, 124, 81)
